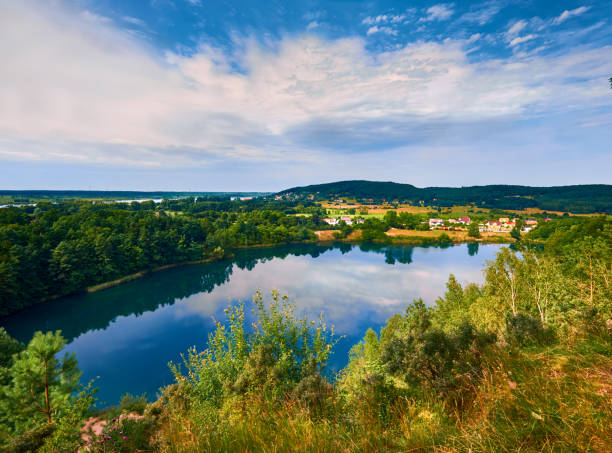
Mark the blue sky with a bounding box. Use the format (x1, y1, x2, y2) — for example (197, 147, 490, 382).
(1, 0, 611, 190)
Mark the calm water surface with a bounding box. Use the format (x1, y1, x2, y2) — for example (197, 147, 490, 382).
(1, 242, 502, 406)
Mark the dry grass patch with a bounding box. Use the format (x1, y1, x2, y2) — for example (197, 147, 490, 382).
(346, 230, 363, 240)
(315, 230, 338, 241)
(386, 228, 468, 241)
(385, 228, 511, 243)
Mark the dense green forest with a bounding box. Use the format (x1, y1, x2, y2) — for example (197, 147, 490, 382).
(0, 198, 322, 316)
(0, 215, 610, 451)
(279, 180, 612, 213)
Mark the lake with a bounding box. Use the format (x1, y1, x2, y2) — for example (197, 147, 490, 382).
(1, 242, 502, 406)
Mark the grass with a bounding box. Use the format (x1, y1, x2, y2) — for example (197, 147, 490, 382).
(386, 228, 510, 242)
(315, 228, 512, 244)
(137, 332, 612, 453)
(321, 202, 600, 220)
(144, 334, 612, 452)
(452, 338, 612, 452)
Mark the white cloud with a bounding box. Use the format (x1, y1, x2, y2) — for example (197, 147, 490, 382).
(458, 2, 503, 25)
(362, 14, 406, 25)
(509, 34, 537, 46)
(553, 6, 591, 25)
(122, 16, 147, 27)
(506, 20, 527, 37)
(420, 3, 455, 22)
(363, 15, 384, 25)
(504, 20, 538, 47)
(307, 21, 320, 30)
(389, 15, 406, 24)
(467, 33, 482, 43)
(0, 0, 611, 167)
(366, 25, 398, 36)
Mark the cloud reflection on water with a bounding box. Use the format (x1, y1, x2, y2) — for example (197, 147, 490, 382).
(174, 244, 500, 336)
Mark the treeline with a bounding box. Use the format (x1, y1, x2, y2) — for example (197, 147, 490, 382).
(0, 190, 266, 202)
(280, 180, 612, 213)
(1, 215, 610, 451)
(0, 200, 321, 316)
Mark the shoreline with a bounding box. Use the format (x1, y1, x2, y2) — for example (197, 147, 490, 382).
(2, 236, 513, 318)
(87, 237, 512, 294)
(85, 256, 228, 293)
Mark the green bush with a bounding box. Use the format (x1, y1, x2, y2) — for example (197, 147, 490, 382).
(170, 290, 338, 406)
(505, 313, 553, 346)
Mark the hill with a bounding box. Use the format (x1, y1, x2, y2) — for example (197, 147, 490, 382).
(278, 180, 612, 213)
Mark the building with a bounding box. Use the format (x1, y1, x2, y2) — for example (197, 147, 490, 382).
(448, 218, 459, 224)
(487, 220, 502, 232)
(429, 218, 444, 229)
(525, 219, 538, 225)
(323, 218, 338, 225)
(340, 216, 353, 225)
(459, 216, 471, 224)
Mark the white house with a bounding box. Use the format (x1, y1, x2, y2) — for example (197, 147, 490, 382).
(429, 218, 444, 229)
(323, 218, 339, 225)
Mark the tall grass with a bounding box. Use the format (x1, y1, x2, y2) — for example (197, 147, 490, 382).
(144, 333, 611, 453)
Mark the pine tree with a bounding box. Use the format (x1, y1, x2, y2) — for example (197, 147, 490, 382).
(1, 331, 81, 431)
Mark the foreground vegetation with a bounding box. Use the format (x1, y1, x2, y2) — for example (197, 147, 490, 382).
(0, 214, 610, 451)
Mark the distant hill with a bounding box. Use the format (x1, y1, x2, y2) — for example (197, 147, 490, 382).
(278, 180, 612, 213)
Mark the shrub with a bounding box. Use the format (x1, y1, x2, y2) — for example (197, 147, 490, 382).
(119, 393, 148, 415)
(380, 301, 495, 400)
(170, 290, 337, 405)
(505, 313, 553, 347)
(438, 233, 452, 243)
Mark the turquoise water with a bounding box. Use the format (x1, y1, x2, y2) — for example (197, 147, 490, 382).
(1, 242, 502, 406)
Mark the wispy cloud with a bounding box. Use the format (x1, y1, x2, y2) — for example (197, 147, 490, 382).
(509, 34, 536, 46)
(458, 1, 503, 25)
(366, 25, 398, 36)
(122, 16, 147, 27)
(362, 14, 406, 25)
(420, 3, 455, 22)
(503, 19, 538, 47)
(506, 19, 527, 37)
(553, 6, 591, 25)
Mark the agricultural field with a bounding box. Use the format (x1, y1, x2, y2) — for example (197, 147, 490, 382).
(386, 228, 510, 241)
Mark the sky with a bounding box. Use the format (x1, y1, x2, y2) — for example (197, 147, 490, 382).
(1, 0, 611, 191)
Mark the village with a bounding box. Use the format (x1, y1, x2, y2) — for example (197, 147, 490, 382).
(426, 216, 541, 233)
(322, 214, 543, 233)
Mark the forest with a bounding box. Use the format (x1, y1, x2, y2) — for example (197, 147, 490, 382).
(0, 212, 610, 451)
(0, 198, 321, 316)
(279, 180, 612, 213)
